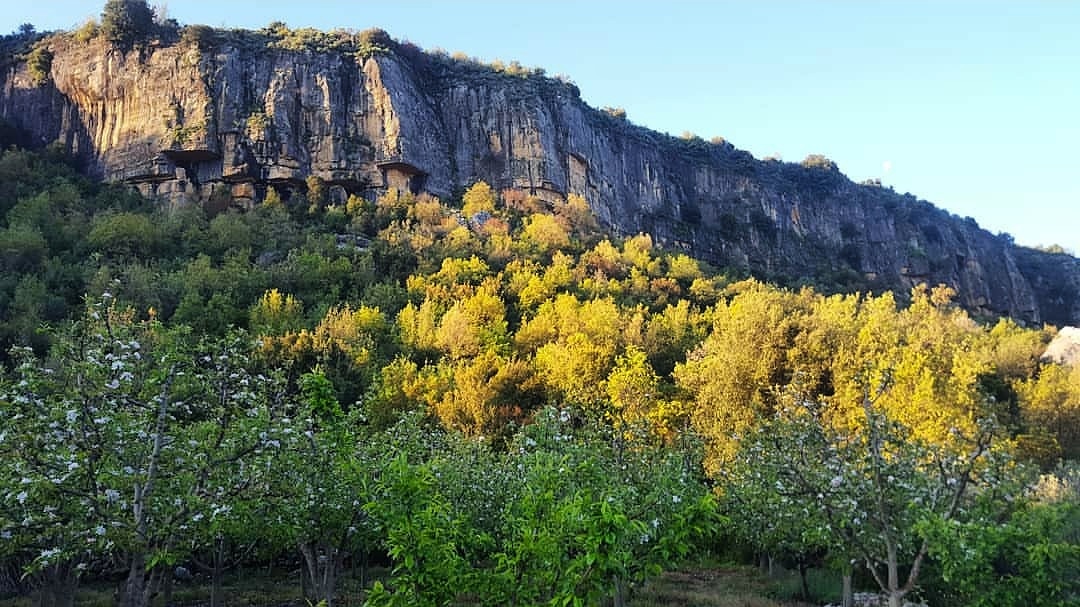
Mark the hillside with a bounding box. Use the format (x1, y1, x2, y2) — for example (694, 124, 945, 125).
(1, 24, 1077, 326)
(1, 11, 1079, 607)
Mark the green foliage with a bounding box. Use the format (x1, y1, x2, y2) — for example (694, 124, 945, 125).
(100, 0, 155, 49)
(0, 298, 289, 607)
(724, 387, 1025, 605)
(86, 211, 162, 258)
(180, 24, 218, 49)
(920, 500, 1080, 607)
(364, 409, 717, 606)
(26, 45, 51, 86)
(0, 143, 1075, 607)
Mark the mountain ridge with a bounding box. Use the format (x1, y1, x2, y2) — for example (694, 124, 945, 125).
(1, 24, 1078, 325)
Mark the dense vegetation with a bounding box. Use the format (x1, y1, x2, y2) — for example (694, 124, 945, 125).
(0, 92, 1077, 607)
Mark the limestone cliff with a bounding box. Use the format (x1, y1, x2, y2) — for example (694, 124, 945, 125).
(2, 27, 1077, 326)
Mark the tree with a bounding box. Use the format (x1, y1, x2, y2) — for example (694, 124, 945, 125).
(606, 345, 660, 428)
(520, 213, 570, 258)
(365, 408, 717, 607)
(249, 288, 303, 336)
(802, 154, 838, 171)
(0, 297, 284, 607)
(306, 175, 327, 212)
(728, 384, 1018, 607)
(919, 498, 1080, 607)
(461, 181, 496, 219)
(100, 0, 156, 49)
(26, 46, 53, 86)
(264, 370, 376, 607)
(1016, 362, 1080, 461)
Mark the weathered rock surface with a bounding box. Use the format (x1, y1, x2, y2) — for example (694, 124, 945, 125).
(1043, 326, 1080, 366)
(2, 29, 1078, 325)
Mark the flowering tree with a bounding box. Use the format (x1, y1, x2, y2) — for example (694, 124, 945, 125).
(171, 336, 292, 607)
(264, 370, 378, 607)
(728, 385, 1017, 607)
(0, 297, 284, 607)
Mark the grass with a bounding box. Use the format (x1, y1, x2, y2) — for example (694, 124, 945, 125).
(1, 562, 846, 607)
(630, 566, 784, 607)
(629, 562, 830, 607)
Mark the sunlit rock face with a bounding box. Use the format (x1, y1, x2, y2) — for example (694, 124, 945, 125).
(1043, 327, 1080, 366)
(2, 31, 1077, 325)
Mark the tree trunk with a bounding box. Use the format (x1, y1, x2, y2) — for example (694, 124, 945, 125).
(161, 566, 174, 607)
(299, 542, 342, 607)
(32, 562, 78, 607)
(211, 564, 224, 607)
(300, 560, 312, 602)
(886, 544, 905, 607)
(210, 535, 226, 607)
(612, 575, 627, 607)
(841, 572, 853, 607)
(798, 562, 811, 601)
(120, 552, 148, 607)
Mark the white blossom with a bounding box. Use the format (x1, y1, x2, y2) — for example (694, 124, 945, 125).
(39, 547, 61, 560)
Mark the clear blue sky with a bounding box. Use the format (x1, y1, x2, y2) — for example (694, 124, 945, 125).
(6, 1, 1079, 254)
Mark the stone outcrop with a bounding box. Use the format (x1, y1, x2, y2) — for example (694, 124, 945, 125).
(1043, 327, 1080, 366)
(2, 28, 1078, 326)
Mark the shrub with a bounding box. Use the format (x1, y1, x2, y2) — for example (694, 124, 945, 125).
(26, 45, 52, 86)
(602, 106, 627, 121)
(73, 18, 99, 43)
(358, 27, 392, 48)
(180, 24, 217, 49)
(801, 153, 838, 171)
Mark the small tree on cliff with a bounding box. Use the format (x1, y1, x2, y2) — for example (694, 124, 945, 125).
(101, 0, 155, 49)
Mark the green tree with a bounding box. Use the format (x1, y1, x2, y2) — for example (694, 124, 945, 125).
(100, 0, 156, 49)
(264, 370, 377, 607)
(26, 46, 53, 86)
(920, 499, 1080, 607)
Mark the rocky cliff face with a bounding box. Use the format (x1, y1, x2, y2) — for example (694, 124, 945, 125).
(2, 28, 1078, 326)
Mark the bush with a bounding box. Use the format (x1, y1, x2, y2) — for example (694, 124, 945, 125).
(602, 106, 627, 121)
(73, 18, 99, 43)
(801, 154, 838, 171)
(180, 24, 217, 49)
(26, 45, 52, 86)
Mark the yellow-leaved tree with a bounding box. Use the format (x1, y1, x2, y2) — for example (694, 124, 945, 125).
(677, 281, 1010, 474)
(1015, 362, 1080, 461)
(461, 181, 497, 218)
